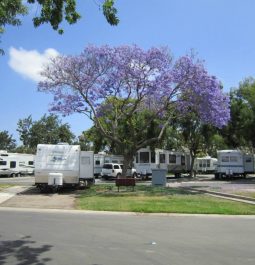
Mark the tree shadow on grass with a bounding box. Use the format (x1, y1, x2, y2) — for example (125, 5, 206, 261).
(0, 235, 52, 265)
(78, 185, 203, 198)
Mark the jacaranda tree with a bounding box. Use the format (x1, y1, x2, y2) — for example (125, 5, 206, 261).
(39, 45, 230, 176)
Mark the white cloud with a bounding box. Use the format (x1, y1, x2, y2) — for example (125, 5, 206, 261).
(8, 47, 59, 82)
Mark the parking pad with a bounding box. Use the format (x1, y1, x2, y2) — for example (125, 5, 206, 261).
(0, 186, 77, 210)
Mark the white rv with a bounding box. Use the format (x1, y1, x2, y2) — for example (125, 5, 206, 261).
(167, 150, 191, 177)
(215, 150, 254, 179)
(134, 147, 190, 178)
(94, 153, 106, 177)
(35, 143, 94, 191)
(194, 156, 218, 173)
(0, 151, 35, 177)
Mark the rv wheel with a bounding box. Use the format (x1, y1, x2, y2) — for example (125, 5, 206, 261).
(78, 179, 87, 189)
(38, 185, 48, 193)
(175, 173, 181, 178)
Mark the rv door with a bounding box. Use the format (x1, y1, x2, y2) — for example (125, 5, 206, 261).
(79, 151, 94, 180)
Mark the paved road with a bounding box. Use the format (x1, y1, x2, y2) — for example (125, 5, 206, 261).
(169, 175, 255, 192)
(0, 176, 35, 186)
(0, 209, 255, 265)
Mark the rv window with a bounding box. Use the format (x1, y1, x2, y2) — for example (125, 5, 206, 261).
(0, 161, 7, 166)
(222, 156, 229, 162)
(199, 161, 202, 167)
(169, 154, 176, 164)
(95, 160, 100, 165)
(230, 156, 238, 162)
(10, 161, 16, 168)
(151, 152, 155, 163)
(181, 155, 185, 165)
(160, 154, 166, 163)
(103, 164, 112, 169)
(246, 157, 252, 163)
(0, 154, 8, 156)
(19, 161, 25, 166)
(29, 161, 34, 165)
(140, 152, 149, 163)
(105, 159, 110, 163)
(206, 160, 210, 167)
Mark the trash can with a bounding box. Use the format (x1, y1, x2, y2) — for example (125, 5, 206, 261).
(151, 169, 167, 186)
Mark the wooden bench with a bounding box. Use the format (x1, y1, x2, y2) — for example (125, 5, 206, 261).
(115, 178, 136, 192)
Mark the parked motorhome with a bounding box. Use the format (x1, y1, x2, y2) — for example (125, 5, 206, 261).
(167, 150, 191, 177)
(134, 147, 191, 178)
(94, 153, 124, 177)
(0, 150, 35, 177)
(34, 143, 94, 191)
(215, 150, 254, 179)
(194, 156, 218, 173)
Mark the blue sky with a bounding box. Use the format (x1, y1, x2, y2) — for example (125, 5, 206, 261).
(1, 0, 255, 143)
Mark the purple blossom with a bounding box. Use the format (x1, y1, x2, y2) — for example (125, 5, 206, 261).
(38, 45, 230, 128)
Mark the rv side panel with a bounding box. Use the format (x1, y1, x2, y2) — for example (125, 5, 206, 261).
(80, 151, 94, 180)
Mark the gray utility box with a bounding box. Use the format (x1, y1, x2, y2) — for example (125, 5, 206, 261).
(151, 169, 167, 186)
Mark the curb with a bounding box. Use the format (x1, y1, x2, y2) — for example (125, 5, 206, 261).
(1, 206, 255, 218)
(185, 187, 255, 205)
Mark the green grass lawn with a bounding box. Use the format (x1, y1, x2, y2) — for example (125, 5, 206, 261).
(76, 184, 255, 215)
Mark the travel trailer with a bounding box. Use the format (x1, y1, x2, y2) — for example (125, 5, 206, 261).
(34, 143, 94, 191)
(134, 147, 191, 178)
(94, 153, 124, 177)
(215, 150, 254, 179)
(194, 156, 218, 173)
(0, 150, 35, 177)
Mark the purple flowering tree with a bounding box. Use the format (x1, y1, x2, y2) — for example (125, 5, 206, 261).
(39, 45, 230, 177)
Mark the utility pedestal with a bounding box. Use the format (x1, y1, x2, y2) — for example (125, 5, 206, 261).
(151, 169, 167, 186)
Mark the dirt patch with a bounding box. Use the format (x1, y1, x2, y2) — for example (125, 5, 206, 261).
(0, 187, 78, 210)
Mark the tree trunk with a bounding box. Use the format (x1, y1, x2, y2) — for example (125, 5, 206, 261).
(189, 151, 196, 178)
(122, 153, 135, 178)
